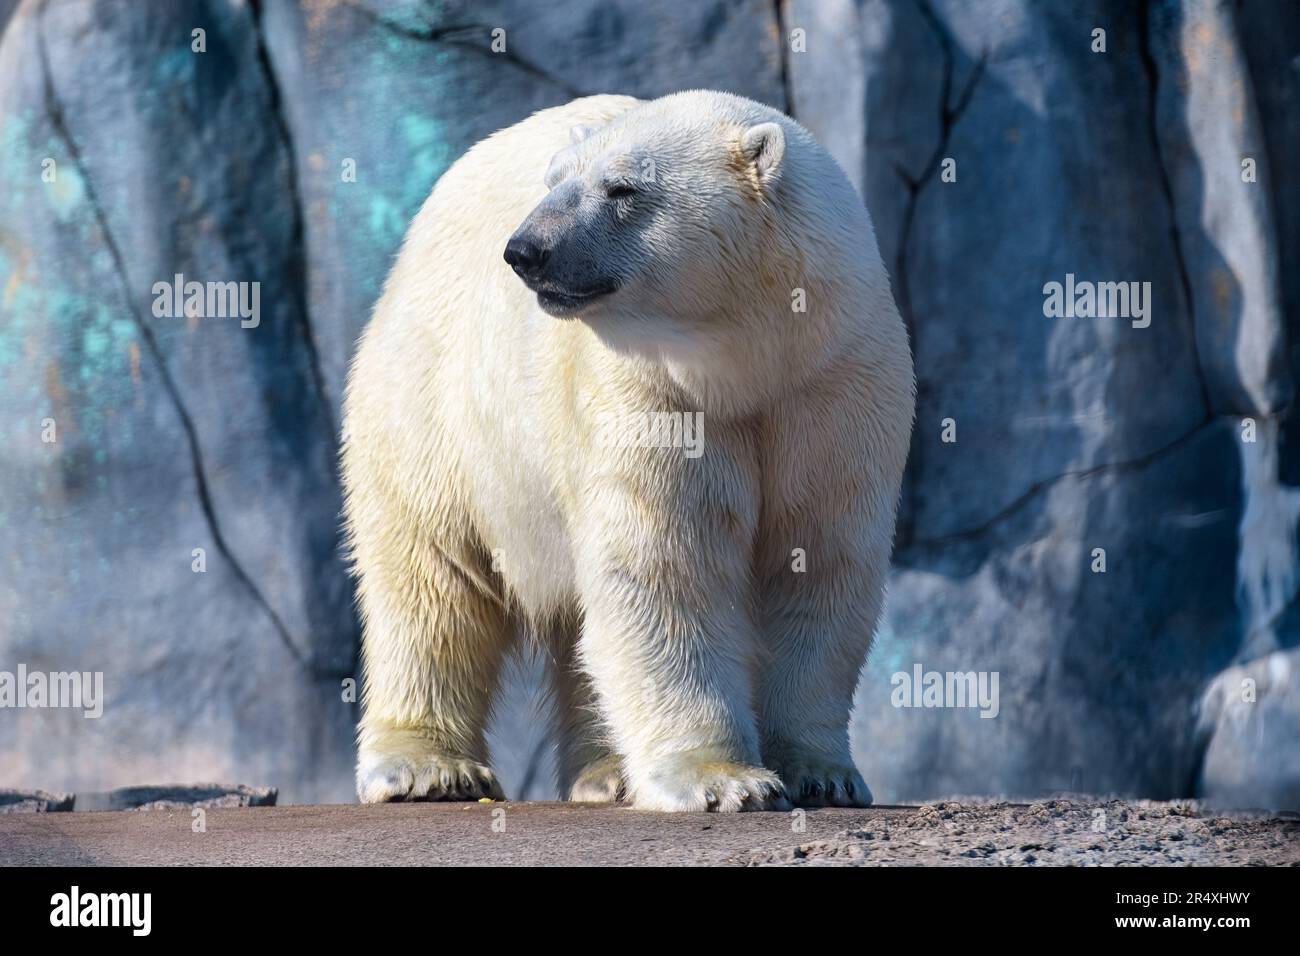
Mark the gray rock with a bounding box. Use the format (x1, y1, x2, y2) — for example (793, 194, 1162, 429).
(840, 0, 1298, 810)
(1238, 0, 1300, 486)
(1196, 650, 1300, 810)
(0, 788, 74, 812)
(0, 0, 18, 32)
(0, 0, 355, 803)
(855, 420, 1243, 801)
(76, 783, 276, 811)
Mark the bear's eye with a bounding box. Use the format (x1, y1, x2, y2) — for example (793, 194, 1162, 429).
(604, 182, 638, 200)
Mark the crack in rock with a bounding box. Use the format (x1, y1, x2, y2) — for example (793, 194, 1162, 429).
(340, 0, 586, 99)
(773, 0, 794, 117)
(891, 0, 987, 549)
(248, 0, 339, 441)
(34, 0, 325, 677)
(1138, 0, 1214, 419)
(905, 413, 1225, 548)
(894, 0, 987, 328)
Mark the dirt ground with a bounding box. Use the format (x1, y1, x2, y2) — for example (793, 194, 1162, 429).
(1, 798, 1296, 866)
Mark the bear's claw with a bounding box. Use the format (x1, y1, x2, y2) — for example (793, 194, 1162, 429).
(777, 761, 873, 808)
(357, 742, 504, 803)
(632, 752, 791, 812)
(569, 754, 626, 803)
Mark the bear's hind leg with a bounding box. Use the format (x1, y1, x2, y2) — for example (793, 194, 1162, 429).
(354, 518, 512, 803)
(546, 624, 625, 802)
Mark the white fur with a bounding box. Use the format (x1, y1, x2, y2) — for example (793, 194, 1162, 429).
(343, 91, 915, 811)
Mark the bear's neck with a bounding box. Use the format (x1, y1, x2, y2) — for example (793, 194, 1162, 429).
(659, 277, 861, 419)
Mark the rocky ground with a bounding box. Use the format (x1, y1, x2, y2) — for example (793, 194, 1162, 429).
(745, 798, 1300, 866)
(1, 798, 1296, 866)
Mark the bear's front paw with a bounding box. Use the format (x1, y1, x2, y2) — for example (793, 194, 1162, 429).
(631, 751, 790, 812)
(569, 754, 626, 803)
(356, 732, 504, 803)
(773, 758, 872, 808)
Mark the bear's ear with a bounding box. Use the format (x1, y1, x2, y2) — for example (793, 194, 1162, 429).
(739, 122, 785, 187)
(570, 124, 597, 145)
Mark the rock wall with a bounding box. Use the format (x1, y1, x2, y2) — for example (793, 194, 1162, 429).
(0, 0, 1295, 807)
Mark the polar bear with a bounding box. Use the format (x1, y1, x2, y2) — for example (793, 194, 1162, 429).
(343, 91, 914, 811)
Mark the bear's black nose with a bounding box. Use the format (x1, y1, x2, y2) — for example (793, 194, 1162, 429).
(504, 236, 549, 278)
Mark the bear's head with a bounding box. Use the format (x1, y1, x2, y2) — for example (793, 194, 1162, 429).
(504, 91, 809, 350)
